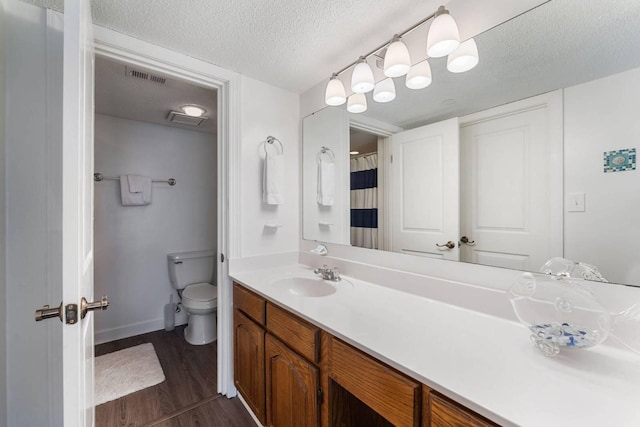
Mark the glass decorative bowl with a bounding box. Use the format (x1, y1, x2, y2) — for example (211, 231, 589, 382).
(508, 273, 612, 356)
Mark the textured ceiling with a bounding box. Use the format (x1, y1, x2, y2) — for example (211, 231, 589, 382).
(21, 0, 453, 93)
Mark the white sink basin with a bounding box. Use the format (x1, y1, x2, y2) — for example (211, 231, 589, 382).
(271, 276, 337, 297)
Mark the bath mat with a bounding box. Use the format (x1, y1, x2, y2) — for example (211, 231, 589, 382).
(95, 343, 165, 406)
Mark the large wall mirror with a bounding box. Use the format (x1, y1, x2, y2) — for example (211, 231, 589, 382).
(302, 0, 640, 287)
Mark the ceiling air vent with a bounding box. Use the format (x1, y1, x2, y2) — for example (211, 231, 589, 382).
(167, 111, 208, 126)
(125, 66, 167, 85)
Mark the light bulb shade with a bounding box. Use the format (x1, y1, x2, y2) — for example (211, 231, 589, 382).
(373, 78, 396, 103)
(347, 93, 367, 113)
(351, 58, 375, 93)
(447, 38, 479, 73)
(426, 7, 460, 58)
(405, 60, 433, 90)
(325, 75, 347, 106)
(384, 38, 411, 78)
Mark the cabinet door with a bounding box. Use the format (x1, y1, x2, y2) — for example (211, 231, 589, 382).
(429, 392, 497, 427)
(265, 334, 320, 427)
(234, 310, 266, 425)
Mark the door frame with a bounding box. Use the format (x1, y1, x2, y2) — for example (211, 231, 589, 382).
(92, 26, 241, 396)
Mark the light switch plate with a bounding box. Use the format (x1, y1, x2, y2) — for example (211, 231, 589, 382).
(567, 192, 585, 212)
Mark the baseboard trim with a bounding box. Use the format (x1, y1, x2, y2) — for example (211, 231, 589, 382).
(95, 317, 188, 345)
(237, 392, 262, 427)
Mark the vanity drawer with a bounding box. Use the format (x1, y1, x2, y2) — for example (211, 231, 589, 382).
(429, 392, 498, 427)
(233, 282, 266, 325)
(329, 337, 421, 427)
(266, 302, 319, 363)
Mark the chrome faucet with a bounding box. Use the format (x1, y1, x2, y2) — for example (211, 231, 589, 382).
(314, 265, 341, 282)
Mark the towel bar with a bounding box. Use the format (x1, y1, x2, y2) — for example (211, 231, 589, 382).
(94, 173, 176, 186)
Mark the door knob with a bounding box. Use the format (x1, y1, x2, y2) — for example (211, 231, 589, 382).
(81, 295, 109, 319)
(436, 241, 456, 250)
(459, 236, 476, 247)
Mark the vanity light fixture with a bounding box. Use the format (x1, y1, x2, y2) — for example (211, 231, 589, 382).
(373, 78, 396, 103)
(325, 74, 347, 106)
(347, 93, 368, 113)
(447, 38, 479, 73)
(182, 105, 206, 117)
(384, 35, 411, 78)
(351, 57, 375, 93)
(406, 59, 433, 89)
(323, 5, 477, 108)
(426, 6, 460, 58)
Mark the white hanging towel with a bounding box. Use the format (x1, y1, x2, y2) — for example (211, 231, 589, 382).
(263, 152, 284, 205)
(120, 175, 152, 206)
(317, 157, 335, 206)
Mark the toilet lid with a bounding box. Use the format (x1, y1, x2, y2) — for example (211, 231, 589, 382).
(183, 283, 217, 302)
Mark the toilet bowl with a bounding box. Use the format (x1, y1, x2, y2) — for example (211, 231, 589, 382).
(182, 282, 217, 345)
(167, 250, 217, 345)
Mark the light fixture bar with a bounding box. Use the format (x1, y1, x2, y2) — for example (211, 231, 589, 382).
(332, 10, 439, 77)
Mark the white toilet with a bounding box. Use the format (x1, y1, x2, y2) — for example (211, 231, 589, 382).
(167, 250, 217, 345)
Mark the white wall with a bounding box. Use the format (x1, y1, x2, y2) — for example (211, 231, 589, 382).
(94, 114, 217, 343)
(0, 0, 7, 424)
(237, 75, 300, 259)
(5, 2, 63, 426)
(564, 67, 640, 285)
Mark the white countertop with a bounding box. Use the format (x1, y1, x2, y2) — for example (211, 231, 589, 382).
(231, 264, 640, 427)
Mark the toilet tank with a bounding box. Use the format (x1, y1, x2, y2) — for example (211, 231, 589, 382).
(167, 250, 215, 290)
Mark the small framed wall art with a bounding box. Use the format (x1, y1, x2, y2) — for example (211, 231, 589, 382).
(603, 148, 636, 173)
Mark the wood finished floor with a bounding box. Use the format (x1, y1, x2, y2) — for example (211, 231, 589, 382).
(95, 326, 256, 427)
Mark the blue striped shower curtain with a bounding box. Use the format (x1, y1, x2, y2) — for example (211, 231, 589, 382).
(350, 154, 378, 249)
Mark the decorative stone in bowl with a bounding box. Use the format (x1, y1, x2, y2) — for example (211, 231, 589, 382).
(507, 273, 612, 356)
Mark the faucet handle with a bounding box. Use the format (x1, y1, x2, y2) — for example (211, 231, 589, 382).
(331, 267, 341, 281)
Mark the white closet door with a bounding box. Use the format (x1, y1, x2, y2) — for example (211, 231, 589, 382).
(390, 118, 460, 260)
(459, 92, 563, 271)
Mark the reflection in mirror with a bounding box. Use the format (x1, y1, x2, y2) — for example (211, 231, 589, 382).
(302, 0, 640, 287)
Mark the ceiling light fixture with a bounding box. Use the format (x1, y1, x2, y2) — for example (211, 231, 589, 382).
(350, 151, 360, 155)
(323, 5, 476, 109)
(182, 105, 206, 117)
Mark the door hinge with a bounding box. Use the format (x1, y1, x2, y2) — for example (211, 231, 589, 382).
(390, 154, 393, 163)
(221, 253, 225, 263)
(317, 388, 323, 404)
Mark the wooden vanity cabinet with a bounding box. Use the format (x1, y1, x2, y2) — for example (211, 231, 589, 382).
(423, 386, 499, 427)
(265, 333, 320, 426)
(233, 282, 501, 427)
(234, 283, 321, 427)
(233, 284, 267, 425)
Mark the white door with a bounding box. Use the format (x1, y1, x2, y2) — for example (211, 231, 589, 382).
(390, 118, 460, 260)
(459, 92, 563, 271)
(62, 0, 96, 425)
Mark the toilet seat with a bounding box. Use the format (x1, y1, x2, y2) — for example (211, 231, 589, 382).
(182, 283, 217, 310)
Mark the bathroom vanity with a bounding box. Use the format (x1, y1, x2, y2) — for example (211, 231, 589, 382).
(230, 264, 640, 426)
(233, 281, 496, 427)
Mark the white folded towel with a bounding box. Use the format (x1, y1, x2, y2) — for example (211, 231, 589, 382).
(263, 152, 284, 205)
(317, 158, 335, 206)
(120, 175, 152, 206)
